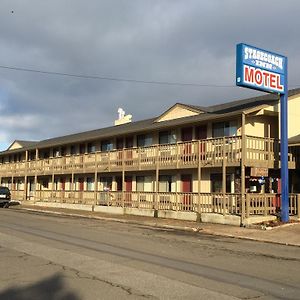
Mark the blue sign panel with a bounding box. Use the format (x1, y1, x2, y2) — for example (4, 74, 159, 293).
(236, 43, 287, 94)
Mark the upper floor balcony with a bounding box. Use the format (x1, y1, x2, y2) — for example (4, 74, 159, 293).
(0, 135, 296, 177)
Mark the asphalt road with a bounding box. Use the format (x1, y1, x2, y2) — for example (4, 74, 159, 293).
(0, 209, 299, 300)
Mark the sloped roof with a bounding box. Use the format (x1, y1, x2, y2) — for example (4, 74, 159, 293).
(15, 140, 39, 148)
(6, 140, 39, 151)
(289, 134, 300, 146)
(1, 88, 300, 155)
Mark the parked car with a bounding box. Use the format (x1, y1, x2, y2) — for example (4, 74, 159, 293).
(0, 186, 11, 207)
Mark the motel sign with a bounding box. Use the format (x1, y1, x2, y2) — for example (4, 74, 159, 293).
(236, 43, 289, 223)
(236, 43, 286, 94)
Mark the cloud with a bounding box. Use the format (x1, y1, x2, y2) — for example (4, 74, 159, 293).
(0, 0, 299, 150)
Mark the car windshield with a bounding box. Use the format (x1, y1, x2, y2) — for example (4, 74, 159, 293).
(0, 187, 9, 193)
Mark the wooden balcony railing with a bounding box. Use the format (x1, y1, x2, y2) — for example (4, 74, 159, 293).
(0, 136, 296, 177)
(9, 189, 300, 218)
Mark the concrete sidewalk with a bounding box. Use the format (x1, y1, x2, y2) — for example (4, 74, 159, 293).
(9, 203, 300, 247)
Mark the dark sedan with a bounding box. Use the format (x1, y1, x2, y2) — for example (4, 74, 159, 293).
(0, 186, 11, 207)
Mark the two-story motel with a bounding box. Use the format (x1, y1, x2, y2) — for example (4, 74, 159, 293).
(1, 89, 300, 225)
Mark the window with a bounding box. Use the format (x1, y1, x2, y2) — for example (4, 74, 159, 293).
(101, 140, 113, 152)
(43, 151, 50, 159)
(87, 143, 96, 153)
(54, 179, 59, 191)
(136, 176, 153, 192)
(53, 148, 60, 157)
(212, 121, 237, 138)
(159, 175, 174, 192)
(159, 130, 177, 144)
(211, 173, 232, 193)
(137, 134, 153, 147)
(70, 145, 76, 155)
(61, 147, 66, 156)
(100, 177, 112, 191)
(86, 177, 94, 191)
(79, 144, 86, 154)
(42, 180, 49, 189)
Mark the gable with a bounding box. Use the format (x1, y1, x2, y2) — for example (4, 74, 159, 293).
(155, 104, 201, 123)
(8, 141, 23, 150)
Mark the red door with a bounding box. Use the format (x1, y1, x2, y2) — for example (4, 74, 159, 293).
(125, 176, 132, 191)
(181, 127, 193, 142)
(181, 127, 193, 160)
(181, 174, 192, 210)
(196, 125, 207, 159)
(125, 136, 134, 163)
(61, 178, 65, 191)
(124, 176, 132, 207)
(79, 178, 84, 191)
(116, 138, 124, 164)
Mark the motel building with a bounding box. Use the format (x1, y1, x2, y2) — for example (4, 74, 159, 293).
(1, 89, 300, 225)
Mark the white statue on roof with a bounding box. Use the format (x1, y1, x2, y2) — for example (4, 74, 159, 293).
(118, 108, 125, 120)
(115, 107, 132, 126)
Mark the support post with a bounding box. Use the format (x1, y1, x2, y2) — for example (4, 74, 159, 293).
(241, 113, 246, 225)
(297, 194, 300, 219)
(155, 167, 159, 211)
(222, 137, 226, 216)
(280, 86, 289, 222)
(198, 140, 201, 214)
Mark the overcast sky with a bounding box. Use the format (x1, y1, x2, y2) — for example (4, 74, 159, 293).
(0, 0, 299, 150)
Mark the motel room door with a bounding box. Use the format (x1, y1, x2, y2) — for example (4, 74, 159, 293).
(124, 176, 132, 206)
(181, 127, 193, 161)
(125, 136, 134, 164)
(181, 174, 192, 210)
(196, 125, 207, 159)
(116, 138, 124, 164)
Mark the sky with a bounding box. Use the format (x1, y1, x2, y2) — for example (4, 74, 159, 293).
(0, 0, 300, 151)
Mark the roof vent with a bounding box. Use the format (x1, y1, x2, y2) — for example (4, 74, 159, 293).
(114, 107, 132, 126)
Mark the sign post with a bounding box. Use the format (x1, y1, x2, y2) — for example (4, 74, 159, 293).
(236, 43, 289, 222)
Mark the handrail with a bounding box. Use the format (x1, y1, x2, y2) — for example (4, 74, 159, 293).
(0, 135, 296, 175)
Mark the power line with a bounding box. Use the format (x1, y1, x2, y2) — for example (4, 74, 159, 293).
(0, 64, 236, 88)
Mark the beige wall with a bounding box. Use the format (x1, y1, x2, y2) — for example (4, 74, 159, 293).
(157, 106, 199, 122)
(263, 95, 300, 139)
(245, 115, 278, 138)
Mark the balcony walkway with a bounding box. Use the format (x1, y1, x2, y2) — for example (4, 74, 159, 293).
(0, 135, 296, 177)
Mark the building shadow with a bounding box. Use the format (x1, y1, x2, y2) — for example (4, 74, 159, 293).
(0, 273, 80, 300)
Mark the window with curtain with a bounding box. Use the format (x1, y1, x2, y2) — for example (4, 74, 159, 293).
(137, 134, 153, 147)
(212, 121, 237, 138)
(86, 177, 94, 191)
(101, 140, 113, 151)
(159, 130, 177, 144)
(136, 176, 153, 192)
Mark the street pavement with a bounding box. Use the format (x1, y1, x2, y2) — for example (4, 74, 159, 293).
(0, 207, 299, 299)
(11, 203, 300, 247)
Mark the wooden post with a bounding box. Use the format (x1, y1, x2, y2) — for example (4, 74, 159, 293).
(24, 150, 28, 201)
(94, 152, 98, 206)
(155, 146, 159, 210)
(268, 124, 271, 164)
(122, 148, 125, 208)
(51, 173, 55, 202)
(297, 194, 300, 219)
(241, 113, 246, 225)
(198, 140, 201, 214)
(71, 172, 74, 203)
(222, 137, 226, 216)
(94, 171, 98, 206)
(34, 174, 37, 202)
(155, 167, 159, 210)
(246, 193, 250, 218)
